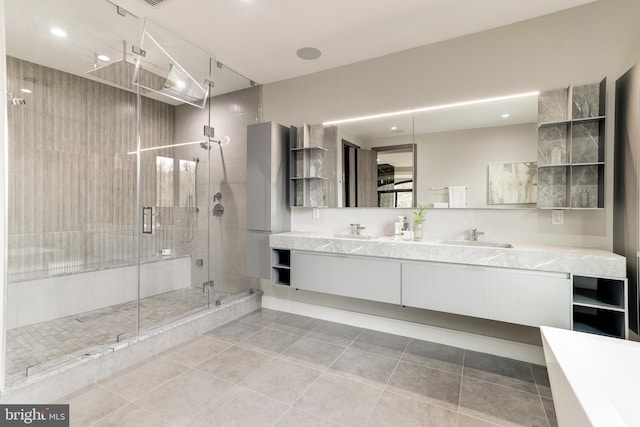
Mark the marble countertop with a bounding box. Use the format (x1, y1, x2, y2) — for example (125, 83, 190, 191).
(270, 232, 626, 278)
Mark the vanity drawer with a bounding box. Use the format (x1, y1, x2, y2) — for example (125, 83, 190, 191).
(291, 251, 401, 304)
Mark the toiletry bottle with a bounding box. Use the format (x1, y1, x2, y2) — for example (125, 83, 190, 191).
(394, 216, 403, 239)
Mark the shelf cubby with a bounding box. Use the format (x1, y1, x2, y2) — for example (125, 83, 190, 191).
(572, 275, 627, 339)
(271, 249, 291, 286)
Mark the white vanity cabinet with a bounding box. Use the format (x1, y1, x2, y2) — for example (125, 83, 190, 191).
(291, 251, 401, 304)
(401, 261, 572, 328)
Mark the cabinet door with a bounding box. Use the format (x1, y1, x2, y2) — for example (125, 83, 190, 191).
(402, 261, 572, 328)
(291, 252, 401, 304)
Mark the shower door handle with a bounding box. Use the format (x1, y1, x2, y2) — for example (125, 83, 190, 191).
(142, 207, 153, 234)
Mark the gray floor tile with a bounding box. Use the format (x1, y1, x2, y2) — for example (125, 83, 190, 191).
(306, 320, 364, 347)
(62, 384, 128, 427)
(160, 335, 230, 367)
(542, 397, 558, 427)
(387, 361, 461, 411)
(268, 313, 322, 336)
(459, 377, 549, 427)
(464, 350, 538, 394)
(239, 327, 302, 356)
(97, 356, 188, 401)
(205, 319, 263, 343)
(93, 403, 169, 427)
(402, 339, 464, 375)
(351, 329, 410, 359)
(237, 308, 288, 326)
(457, 414, 502, 427)
(366, 391, 457, 426)
(195, 345, 272, 384)
(531, 364, 553, 399)
(279, 336, 345, 369)
(134, 369, 232, 424)
(329, 347, 397, 388)
(185, 385, 289, 427)
(295, 373, 383, 426)
(241, 358, 322, 404)
(275, 408, 339, 426)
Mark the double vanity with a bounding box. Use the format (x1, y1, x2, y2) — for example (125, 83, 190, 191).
(270, 231, 627, 339)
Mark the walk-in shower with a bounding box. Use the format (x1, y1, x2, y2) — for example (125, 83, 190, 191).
(3, 0, 261, 389)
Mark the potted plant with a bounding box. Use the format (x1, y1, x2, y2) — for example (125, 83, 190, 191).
(412, 203, 426, 240)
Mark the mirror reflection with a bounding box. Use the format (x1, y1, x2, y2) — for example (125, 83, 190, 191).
(327, 92, 539, 209)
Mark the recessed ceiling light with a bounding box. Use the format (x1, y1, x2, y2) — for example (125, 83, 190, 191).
(20, 88, 32, 94)
(51, 27, 67, 38)
(391, 126, 398, 130)
(501, 113, 510, 118)
(97, 54, 110, 62)
(296, 47, 322, 61)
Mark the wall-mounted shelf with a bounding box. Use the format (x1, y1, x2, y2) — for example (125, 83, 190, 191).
(537, 79, 606, 210)
(289, 124, 328, 207)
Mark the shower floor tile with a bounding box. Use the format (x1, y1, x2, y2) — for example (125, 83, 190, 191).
(57, 308, 559, 427)
(5, 287, 232, 381)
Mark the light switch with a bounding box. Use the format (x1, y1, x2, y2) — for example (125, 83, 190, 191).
(312, 208, 320, 219)
(551, 210, 564, 225)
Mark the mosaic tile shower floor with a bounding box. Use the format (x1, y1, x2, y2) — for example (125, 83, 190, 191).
(6, 287, 232, 381)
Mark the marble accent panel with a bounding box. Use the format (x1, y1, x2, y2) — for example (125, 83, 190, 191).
(538, 88, 568, 123)
(309, 149, 324, 178)
(537, 167, 567, 208)
(571, 122, 601, 163)
(571, 83, 601, 119)
(308, 178, 324, 207)
(538, 124, 568, 166)
(571, 165, 599, 208)
(309, 124, 325, 147)
(270, 232, 626, 278)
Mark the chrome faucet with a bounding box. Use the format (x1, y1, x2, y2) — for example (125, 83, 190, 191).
(350, 223, 366, 236)
(471, 228, 484, 242)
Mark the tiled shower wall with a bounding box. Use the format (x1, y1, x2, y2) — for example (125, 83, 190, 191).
(7, 56, 260, 295)
(6, 56, 175, 281)
(173, 86, 261, 295)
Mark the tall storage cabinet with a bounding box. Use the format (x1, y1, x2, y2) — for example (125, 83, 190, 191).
(614, 65, 640, 334)
(537, 79, 606, 209)
(247, 122, 290, 280)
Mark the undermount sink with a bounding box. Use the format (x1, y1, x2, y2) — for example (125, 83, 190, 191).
(333, 234, 376, 240)
(441, 240, 513, 248)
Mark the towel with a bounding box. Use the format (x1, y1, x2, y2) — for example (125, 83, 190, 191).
(448, 186, 467, 208)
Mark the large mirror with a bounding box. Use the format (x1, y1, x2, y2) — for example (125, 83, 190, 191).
(325, 92, 539, 209)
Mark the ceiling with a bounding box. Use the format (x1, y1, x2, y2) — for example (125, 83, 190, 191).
(5, 0, 596, 87)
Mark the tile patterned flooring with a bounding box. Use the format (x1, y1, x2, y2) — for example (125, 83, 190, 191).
(6, 287, 232, 381)
(59, 308, 557, 427)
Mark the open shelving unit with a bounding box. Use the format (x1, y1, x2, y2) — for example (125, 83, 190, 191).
(537, 79, 606, 209)
(271, 249, 291, 286)
(289, 124, 328, 207)
(572, 275, 627, 339)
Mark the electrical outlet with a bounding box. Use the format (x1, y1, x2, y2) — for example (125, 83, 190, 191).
(312, 208, 320, 219)
(551, 210, 564, 225)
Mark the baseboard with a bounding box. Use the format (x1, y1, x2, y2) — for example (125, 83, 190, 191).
(262, 295, 545, 365)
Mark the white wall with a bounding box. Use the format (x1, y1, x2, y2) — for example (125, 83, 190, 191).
(263, 0, 640, 251)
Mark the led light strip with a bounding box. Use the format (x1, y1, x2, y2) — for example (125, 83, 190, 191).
(322, 91, 540, 126)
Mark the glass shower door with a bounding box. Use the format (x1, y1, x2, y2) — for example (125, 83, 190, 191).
(135, 19, 214, 333)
